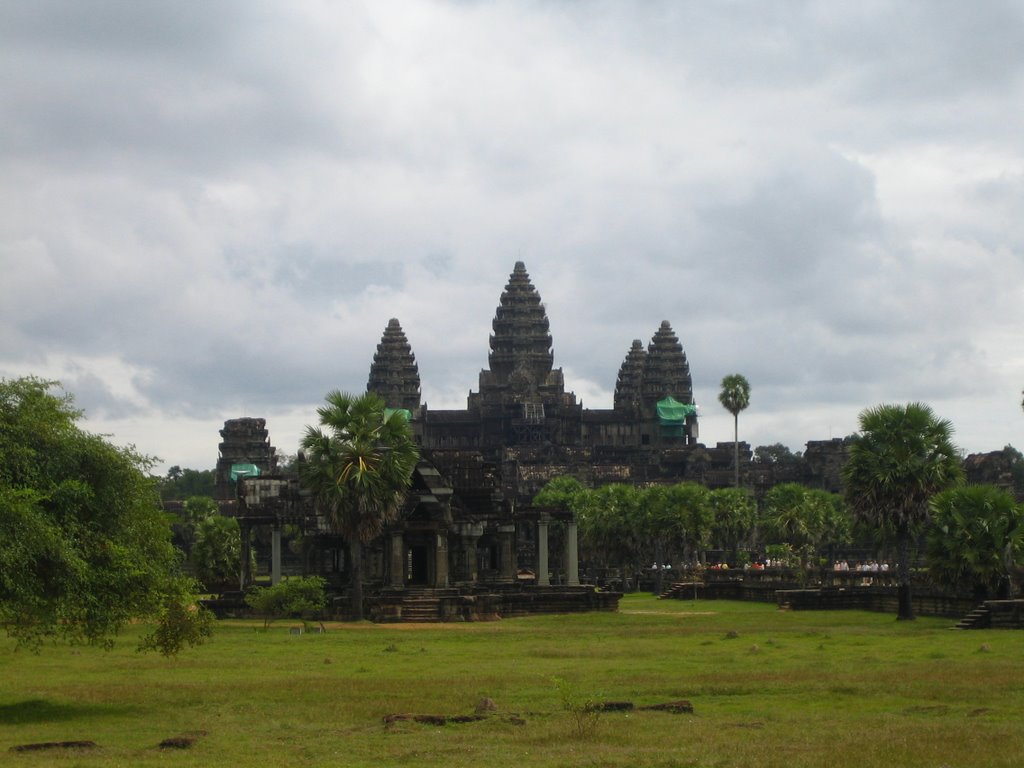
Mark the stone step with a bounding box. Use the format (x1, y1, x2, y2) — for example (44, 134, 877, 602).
(658, 581, 703, 600)
(955, 605, 992, 629)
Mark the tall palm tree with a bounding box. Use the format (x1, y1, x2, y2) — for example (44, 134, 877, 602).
(842, 402, 963, 620)
(718, 374, 751, 488)
(926, 484, 1024, 601)
(299, 391, 419, 621)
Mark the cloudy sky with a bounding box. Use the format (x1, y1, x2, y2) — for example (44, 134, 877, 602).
(3, 1, 1024, 474)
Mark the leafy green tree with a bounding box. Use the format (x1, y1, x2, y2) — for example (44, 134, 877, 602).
(927, 485, 1024, 600)
(718, 374, 751, 488)
(159, 466, 216, 500)
(245, 576, 328, 628)
(843, 402, 963, 620)
(191, 514, 251, 591)
(534, 476, 588, 579)
(533, 476, 587, 510)
(753, 443, 801, 465)
(639, 486, 675, 594)
(817, 490, 854, 564)
(182, 495, 219, 523)
(138, 582, 215, 657)
(762, 483, 850, 569)
(171, 495, 219, 556)
(0, 376, 209, 652)
(1001, 445, 1024, 495)
(641, 483, 712, 592)
(275, 452, 299, 475)
(708, 487, 757, 563)
(662, 483, 713, 564)
(299, 391, 419, 621)
(762, 483, 814, 545)
(576, 484, 642, 585)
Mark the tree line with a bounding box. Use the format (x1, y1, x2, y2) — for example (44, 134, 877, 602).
(536, 401, 1024, 620)
(4, 374, 1023, 656)
(532, 477, 850, 579)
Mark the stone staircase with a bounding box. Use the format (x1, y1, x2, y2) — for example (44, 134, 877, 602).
(390, 587, 460, 623)
(955, 603, 992, 630)
(658, 581, 703, 600)
(401, 594, 442, 622)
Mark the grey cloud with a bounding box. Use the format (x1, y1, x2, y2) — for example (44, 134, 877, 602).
(62, 369, 145, 419)
(3, 1, 1024, 467)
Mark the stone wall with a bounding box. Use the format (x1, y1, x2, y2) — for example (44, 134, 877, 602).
(775, 587, 975, 619)
(983, 599, 1024, 628)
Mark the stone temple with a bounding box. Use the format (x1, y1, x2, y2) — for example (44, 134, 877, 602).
(224, 262, 782, 620)
(374, 261, 701, 499)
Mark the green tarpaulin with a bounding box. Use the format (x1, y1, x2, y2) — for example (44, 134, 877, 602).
(384, 408, 412, 422)
(657, 397, 696, 438)
(230, 463, 260, 483)
(656, 396, 697, 424)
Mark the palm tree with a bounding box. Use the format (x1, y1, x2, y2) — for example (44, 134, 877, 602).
(926, 484, 1024, 600)
(708, 487, 757, 565)
(718, 374, 751, 488)
(842, 402, 963, 620)
(299, 391, 419, 621)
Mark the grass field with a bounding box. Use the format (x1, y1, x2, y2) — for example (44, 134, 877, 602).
(2, 595, 1022, 767)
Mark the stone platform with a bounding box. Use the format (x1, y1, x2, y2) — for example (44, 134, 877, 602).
(369, 584, 621, 623)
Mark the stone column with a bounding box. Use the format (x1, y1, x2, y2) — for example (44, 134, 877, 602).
(239, 521, 252, 590)
(271, 524, 282, 585)
(434, 533, 449, 588)
(564, 517, 579, 586)
(537, 515, 550, 586)
(390, 532, 405, 588)
(498, 525, 516, 581)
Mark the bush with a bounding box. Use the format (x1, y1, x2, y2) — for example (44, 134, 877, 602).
(552, 676, 602, 738)
(139, 586, 215, 657)
(245, 577, 328, 628)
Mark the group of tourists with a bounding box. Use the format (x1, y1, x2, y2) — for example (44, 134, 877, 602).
(832, 560, 890, 573)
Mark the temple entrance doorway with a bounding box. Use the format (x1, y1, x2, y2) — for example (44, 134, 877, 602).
(477, 538, 500, 580)
(407, 545, 430, 585)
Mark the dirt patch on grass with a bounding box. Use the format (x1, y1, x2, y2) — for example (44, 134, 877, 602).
(376, 623, 479, 630)
(158, 730, 208, 749)
(902, 705, 950, 716)
(10, 740, 98, 752)
(384, 713, 488, 726)
(620, 610, 717, 617)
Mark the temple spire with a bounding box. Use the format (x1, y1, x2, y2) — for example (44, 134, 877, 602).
(367, 318, 422, 411)
(614, 339, 647, 412)
(641, 320, 693, 408)
(486, 262, 554, 386)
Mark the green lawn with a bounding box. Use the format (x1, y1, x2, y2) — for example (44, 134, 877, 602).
(2, 596, 1022, 767)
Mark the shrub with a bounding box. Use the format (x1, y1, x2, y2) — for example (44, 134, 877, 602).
(552, 676, 602, 739)
(245, 577, 328, 628)
(139, 586, 214, 657)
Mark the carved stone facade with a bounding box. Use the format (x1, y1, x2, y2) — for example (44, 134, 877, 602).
(215, 418, 277, 499)
(367, 318, 421, 412)
(372, 262, 703, 504)
(223, 262, 854, 618)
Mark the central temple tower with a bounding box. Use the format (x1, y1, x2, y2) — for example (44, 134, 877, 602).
(367, 261, 699, 497)
(484, 261, 555, 387)
(469, 261, 580, 448)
